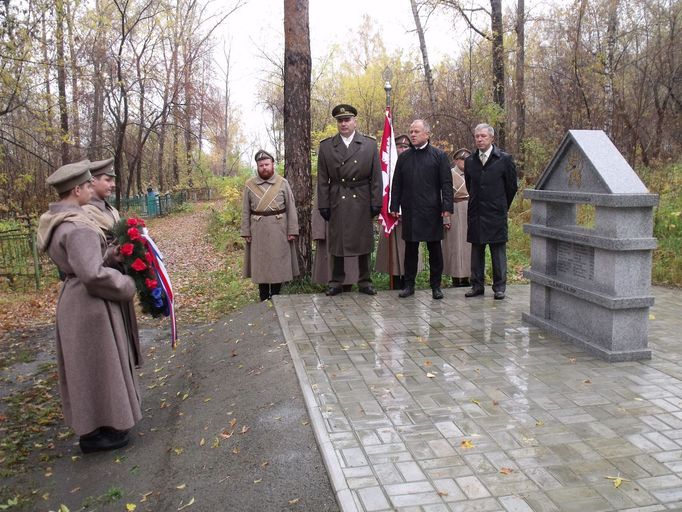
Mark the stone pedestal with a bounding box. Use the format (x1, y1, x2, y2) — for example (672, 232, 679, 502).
(522, 130, 659, 361)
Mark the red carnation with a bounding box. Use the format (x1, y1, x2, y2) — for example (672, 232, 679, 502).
(120, 243, 135, 256)
(144, 251, 155, 263)
(130, 258, 147, 272)
(127, 227, 142, 241)
(127, 218, 139, 227)
(145, 278, 158, 290)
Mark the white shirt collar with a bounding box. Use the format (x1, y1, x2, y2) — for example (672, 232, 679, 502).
(479, 145, 493, 160)
(341, 132, 355, 147)
(416, 141, 428, 150)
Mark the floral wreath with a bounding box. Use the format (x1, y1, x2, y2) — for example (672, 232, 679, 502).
(112, 217, 177, 347)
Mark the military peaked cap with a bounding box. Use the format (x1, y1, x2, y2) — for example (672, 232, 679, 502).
(332, 104, 357, 119)
(46, 160, 93, 194)
(453, 148, 471, 160)
(254, 149, 275, 162)
(394, 134, 410, 146)
(90, 157, 115, 177)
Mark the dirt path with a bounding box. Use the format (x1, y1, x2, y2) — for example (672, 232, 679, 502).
(0, 203, 338, 511)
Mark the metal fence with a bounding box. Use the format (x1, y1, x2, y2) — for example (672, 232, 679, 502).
(1, 188, 214, 290)
(0, 223, 42, 291)
(121, 187, 213, 218)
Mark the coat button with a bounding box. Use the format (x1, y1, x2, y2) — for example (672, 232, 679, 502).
(353, 194, 357, 198)
(341, 178, 345, 182)
(352, 177, 356, 181)
(354, 160, 357, 163)
(342, 195, 346, 199)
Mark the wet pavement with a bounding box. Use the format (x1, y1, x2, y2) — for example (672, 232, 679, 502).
(274, 285, 682, 512)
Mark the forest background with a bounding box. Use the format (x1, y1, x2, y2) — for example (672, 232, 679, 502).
(1, 0, 680, 287)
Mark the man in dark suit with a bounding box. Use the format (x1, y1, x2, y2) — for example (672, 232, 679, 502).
(464, 123, 518, 300)
(317, 104, 383, 296)
(389, 119, 454, 300)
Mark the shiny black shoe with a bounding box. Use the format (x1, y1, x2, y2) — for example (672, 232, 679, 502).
(493, 291, 506, 300)
(465, 288, 484, 298)
(79, 429, 129, 454)
(358, 286, 377, 295)
(325, 287, 343, 296)
(398, 286, 415, 298)
(432, 287, 444, 299)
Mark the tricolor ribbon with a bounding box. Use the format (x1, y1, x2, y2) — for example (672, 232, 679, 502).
(141, 228, 177, 349)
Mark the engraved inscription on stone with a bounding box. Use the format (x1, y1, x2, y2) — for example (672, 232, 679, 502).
(556, 241, 595, 280)
(564, 148, 583, 188)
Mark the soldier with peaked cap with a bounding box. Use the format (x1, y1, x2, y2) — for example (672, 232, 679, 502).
(375, 134, 423, 289)
(82, 157, 142, 368)
(317, 104, 383, 296)
(37, 160, 141, 453)
(442, 148, 472, 287)
(241, 149, 299, 301)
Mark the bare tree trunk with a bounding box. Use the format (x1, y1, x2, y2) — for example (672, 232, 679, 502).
(55, 0, 70, 163)
(41, 12, 54, 152)
(604, 0, 619, 137)
(573, 0, 592, 125)
(515, 0, 525, 164)
(283, 0, 312, 277)
(410, 0, 437, 114)
(223, 45, 231, 176)
(65, 0, 81, 155)
(491, 0, 506, 149)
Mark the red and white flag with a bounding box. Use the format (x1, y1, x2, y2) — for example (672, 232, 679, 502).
(379, 106, 398, 236)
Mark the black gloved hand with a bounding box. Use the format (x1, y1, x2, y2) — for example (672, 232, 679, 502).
(319, 208, 331, 221)
(370, 205, 382, 217)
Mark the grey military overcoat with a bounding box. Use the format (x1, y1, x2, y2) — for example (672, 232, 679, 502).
(38, 203, 142, 436)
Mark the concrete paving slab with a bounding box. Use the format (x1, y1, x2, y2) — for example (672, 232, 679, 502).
(274, 285, 682, 512)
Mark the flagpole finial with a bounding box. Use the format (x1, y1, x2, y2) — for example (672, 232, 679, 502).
(383, 67, 393, 108)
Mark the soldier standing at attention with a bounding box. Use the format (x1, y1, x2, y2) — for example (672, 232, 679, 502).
(241, 150, 299, 301)
(317, 104, 383, 296)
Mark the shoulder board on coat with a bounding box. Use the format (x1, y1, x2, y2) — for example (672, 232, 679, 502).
(319, 136, 332, 144)
(361, 133, 376, 141)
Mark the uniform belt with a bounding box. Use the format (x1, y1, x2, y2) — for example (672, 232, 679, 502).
(251, 208, 286, 216)
(329, 178, 369, 188)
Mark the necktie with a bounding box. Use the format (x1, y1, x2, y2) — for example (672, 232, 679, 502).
(480, 152, 487, 166)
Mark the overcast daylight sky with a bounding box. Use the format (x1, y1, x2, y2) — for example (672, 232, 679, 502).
(214, 0, 536, 158)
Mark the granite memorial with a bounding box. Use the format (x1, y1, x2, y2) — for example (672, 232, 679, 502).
(523, 130, 659, 361)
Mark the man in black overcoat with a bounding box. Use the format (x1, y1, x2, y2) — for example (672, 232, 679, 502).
(390, 119, 454, 299)
(464, 123, 518, 300)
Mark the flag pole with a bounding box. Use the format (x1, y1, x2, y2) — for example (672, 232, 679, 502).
(383, 74, 395, 290)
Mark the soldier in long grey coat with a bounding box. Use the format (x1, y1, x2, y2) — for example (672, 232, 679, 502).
(37, 160, 141, 454)
(442, 148, 472, 287)
(241, 150, 299, 301)
(317, 104, 383, 296)
(82, 158, 142, 366)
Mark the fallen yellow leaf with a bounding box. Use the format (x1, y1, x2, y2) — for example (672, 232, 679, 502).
(232, 446, 240, 454)
(239, 425, 250, 434)
(426, 372, 436, 378)
(460, 439, 474, 449)
(424, 360, 433, 366)
(288, 497, 300, 505)
(229, 418, 237, 428)
(199, 438, 205, 447)
(471, 399, 480, 405)
(176, 483, 186, 490)
(500, 467, 514, 475)
(535, 420, 544, 427)
(437, 490, 448, 497)
(126, 504, 137, 511)
(254, 478, 262, 484)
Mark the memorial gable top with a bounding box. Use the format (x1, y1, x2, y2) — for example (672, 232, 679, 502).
(536, 130, 649, 194)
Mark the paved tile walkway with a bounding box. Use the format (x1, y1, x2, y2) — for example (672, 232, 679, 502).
(274, 285, 682, 512)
